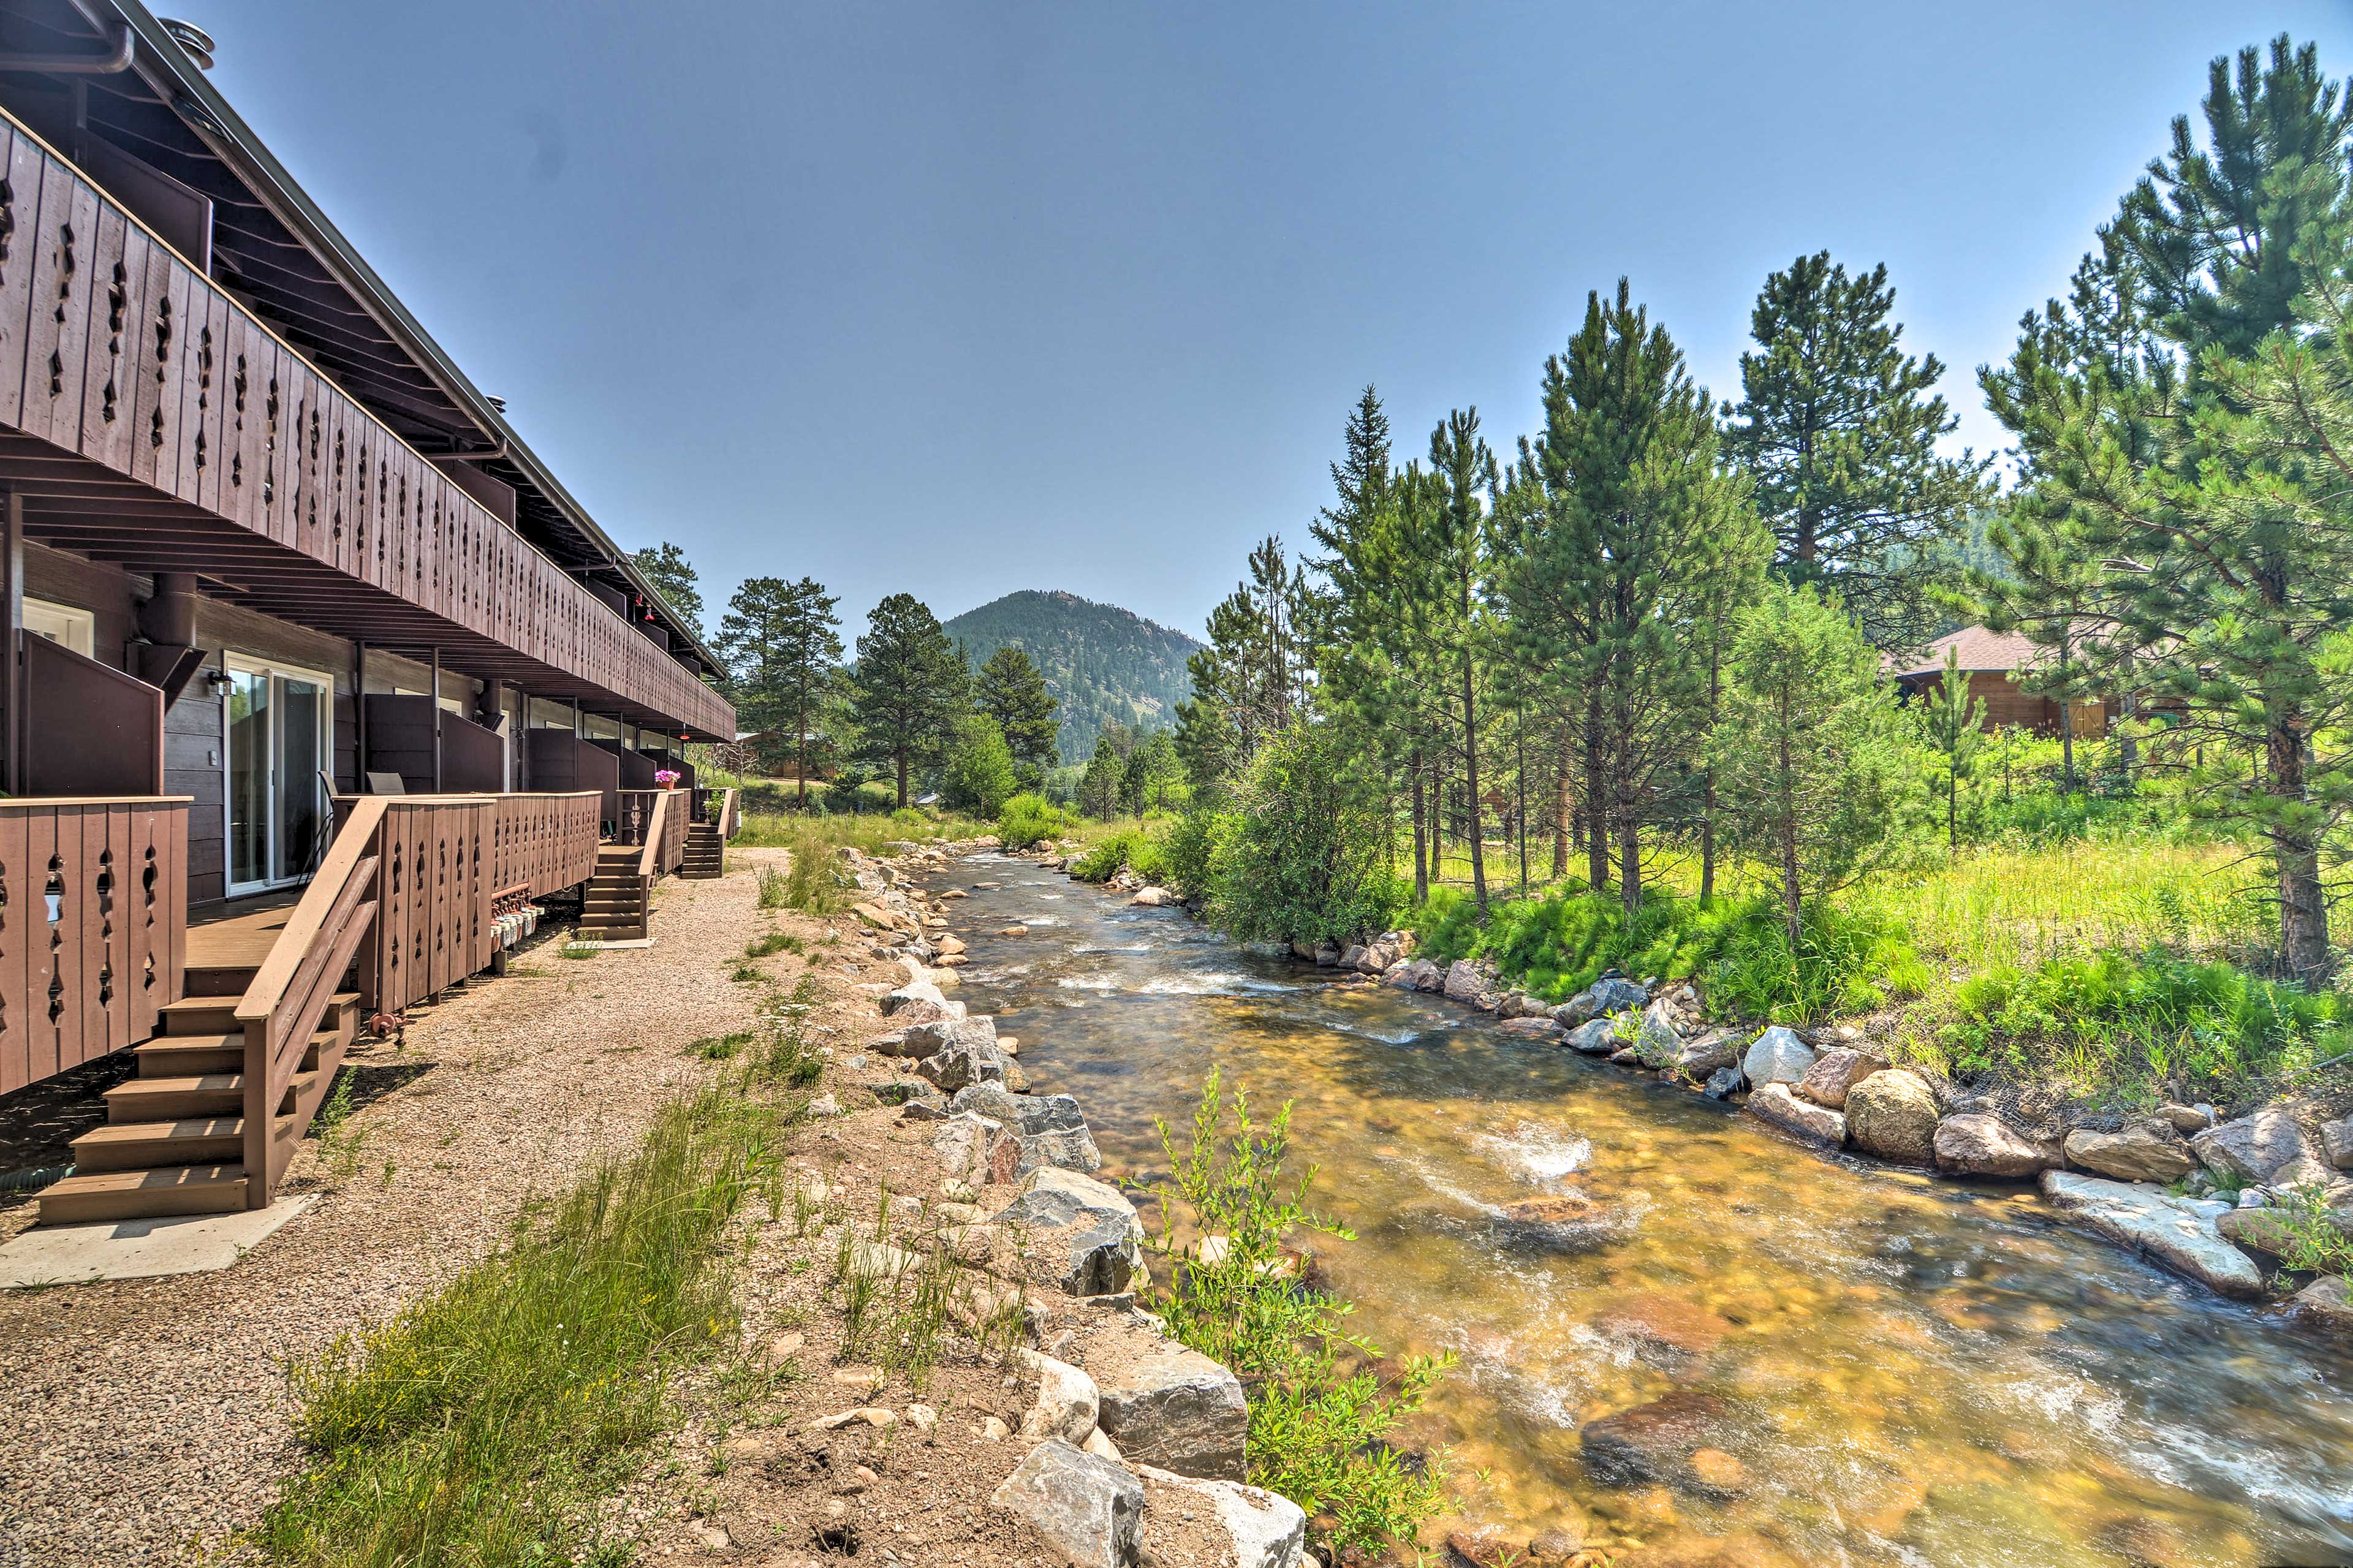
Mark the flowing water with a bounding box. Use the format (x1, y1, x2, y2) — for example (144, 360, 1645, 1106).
(936, 853, 2353, 1567)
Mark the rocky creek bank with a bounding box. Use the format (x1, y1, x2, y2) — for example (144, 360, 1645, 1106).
(832, 838, 1328, 1568)
(1299, 926, 2353, 1328)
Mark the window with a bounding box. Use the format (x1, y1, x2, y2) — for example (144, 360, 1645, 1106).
(23, 597, 94, 659)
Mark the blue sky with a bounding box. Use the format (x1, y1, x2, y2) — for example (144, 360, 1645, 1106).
(192, 1, 2353, 640)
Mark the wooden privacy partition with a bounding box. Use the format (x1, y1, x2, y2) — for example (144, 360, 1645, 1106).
(0, 798, 189, 1096)
(525, 730, 622, 833)
(362, 696, 508, 793)
(20, 634, 166, 796)
(615, 789, 687, 874)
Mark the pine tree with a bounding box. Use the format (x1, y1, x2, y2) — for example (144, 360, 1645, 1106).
(975, 644, 1061, 784)
(847, 593, 968, 809)
(1499, 279, 1771, 913)
(1980, 34, 2353, 980)
(1713, 585, 1921, 947)
(631, 541, 704, 627)
(716, 576, 842, 806)
(1722, 253, 1993, 650)
(1078, 734, 1124, 819)
(1919, 645, 1985, 852)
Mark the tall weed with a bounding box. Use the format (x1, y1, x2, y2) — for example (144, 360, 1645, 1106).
(1146, 1072, 1452, 1557)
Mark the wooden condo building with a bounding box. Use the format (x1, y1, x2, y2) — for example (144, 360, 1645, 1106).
(0, 1, 738, 1224)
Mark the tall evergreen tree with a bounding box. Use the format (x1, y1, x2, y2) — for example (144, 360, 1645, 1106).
(631, 541, 705, 627)
(1722, 253, 1993, 649)
(1919, 645, 1985, 852)
(1980, 33, 2353, 980)
(1499, 280, 1771, 913)
(847, 593, 968, 808)
(716, 576, 842, 806)
(975, 643, 1061, 784)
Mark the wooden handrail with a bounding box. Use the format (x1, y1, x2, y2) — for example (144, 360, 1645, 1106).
(636, 788, 671, 881)
(236, 798, 387, 1032)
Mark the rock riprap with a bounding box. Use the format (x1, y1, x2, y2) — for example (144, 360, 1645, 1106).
(2191, 1109, 2315, 1186)
(1741, 1026, 1816, 1089)
(1844, 1069, 1940, 1164)
(990, 1440, 1143, 1568)
(1794, 1047, 1884, 1110)
(999, 1167, 1150, 1297)
(1087, 1317, 1249, 1480)
(1934, 1113, 2054, 1178)
(1747, 1082, 1844, 1146)
(1136, 1466, 1308, 1568)
(2040, 1171, 2265, 1300)
(2064, 1122, 2195, 1183)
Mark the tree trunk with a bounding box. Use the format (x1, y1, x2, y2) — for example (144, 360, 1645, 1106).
(1618, 809, 1642, 915)
(895, 751, 909, 810)
(1583, 694, 1610, 892)
(1460, 581, 1488, 916)
(1515, 719, 1529, 898)
(1552, 729, 1573, 879)
(1410, 742, 1428, 905)
(1700, 619, 1722, 906)
(2058, 624, 2075, 791)
(2272, 721, 2333, 982)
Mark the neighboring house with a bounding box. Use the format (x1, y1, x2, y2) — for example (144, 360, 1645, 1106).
(0, 3, 738, 1223)
(1886, 625, 2113, 739)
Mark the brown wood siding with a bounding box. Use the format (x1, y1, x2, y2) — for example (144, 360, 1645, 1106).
(1903, 671, 2115, 741)
(0, 115, 731, 741)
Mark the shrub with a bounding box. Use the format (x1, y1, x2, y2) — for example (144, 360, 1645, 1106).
(1145, 1072, 1451, 1556)
(1942, 949, 2344, 1100)
(996, 792, 1071, 850)
(756, 866, 789, 909)
(1069, 827, 1171, 885)
(939, 714, 1020, 818)
(1409, 885, 1924, 1022)
(1158, 806, 1227, 900)
(1200, 722, 1402, 946)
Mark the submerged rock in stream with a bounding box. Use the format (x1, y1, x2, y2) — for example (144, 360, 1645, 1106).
(1491, 1194, 1623, 1254)
(1578, 1392, 1733, 1490)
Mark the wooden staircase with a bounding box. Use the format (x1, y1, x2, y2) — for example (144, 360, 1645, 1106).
(577, 845, 651, 941)
(36, 956, 361, 1226)
(680, 816, 724, 879)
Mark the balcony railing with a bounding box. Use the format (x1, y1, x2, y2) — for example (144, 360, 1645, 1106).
(0, 108, 731, 737)
(0, 797, 188, 1097)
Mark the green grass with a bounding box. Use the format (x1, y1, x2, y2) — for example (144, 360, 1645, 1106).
(756, 866, 789, 909)
(261, 1080, 800, 1567)
(685, 1030, 754, 1062)
(1067, 826, 1172, 885)
(745, 930, 801, 958)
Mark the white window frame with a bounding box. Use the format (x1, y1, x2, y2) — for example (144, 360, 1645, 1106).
(23, 597, 94, 659)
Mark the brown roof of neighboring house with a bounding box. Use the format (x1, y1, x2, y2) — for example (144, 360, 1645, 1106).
(1885, 625, 2044, 681)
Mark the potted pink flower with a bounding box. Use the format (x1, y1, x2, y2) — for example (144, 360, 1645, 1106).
(655, 768, 682, 789)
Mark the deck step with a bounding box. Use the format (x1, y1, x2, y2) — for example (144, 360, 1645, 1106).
(183, 963, 263, 999)
(157, 991, 360, 1039)
(105, 1067, 319, 1124)
(37, 1165, 248, 1225)
(136, 1026, 334, 1078)
(70, 1116, 257, 1172)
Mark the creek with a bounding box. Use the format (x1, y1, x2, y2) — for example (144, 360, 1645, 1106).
(938, 852, 2353, 1567)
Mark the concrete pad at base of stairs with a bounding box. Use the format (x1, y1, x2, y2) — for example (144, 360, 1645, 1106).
(570, 937, 656, 950)
(0, 1194, 317, 1287)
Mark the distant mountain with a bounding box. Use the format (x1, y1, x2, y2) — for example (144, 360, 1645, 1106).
(942, 590, 1202, 765)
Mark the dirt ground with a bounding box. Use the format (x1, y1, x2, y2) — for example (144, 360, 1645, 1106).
(0, 842, 1175, 1568)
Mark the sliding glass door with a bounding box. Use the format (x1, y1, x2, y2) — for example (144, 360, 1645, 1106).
(225, 658, 333, 895)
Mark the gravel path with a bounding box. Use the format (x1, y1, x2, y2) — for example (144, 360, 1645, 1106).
(0, 855, 794, 1567)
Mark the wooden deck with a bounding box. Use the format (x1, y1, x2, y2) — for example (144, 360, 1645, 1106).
(186, 894, 303, 985)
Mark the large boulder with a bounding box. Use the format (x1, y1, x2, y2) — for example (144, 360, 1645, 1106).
(1498, 1016, 1563, 1040)
(1631, 1000, 1684, 1069)
(952, 1085, 1086, 1137)
(1088, 1317, 1249, 1480)
(2064, 1123, 2196, 1184)
(1129, 886, 1172, 907)
(2191, 1109, 2316, 1186)
(1741, 1026, 1816, 1089)
(1794, 1047, 1885, 1110)
(990, 1440, 1142, 1568)
(918, 1029, 1010, 1094)
(1552, 991, 1599, 1028)
(881, 977, 952, 1017)
(1675, 1031, 1741, 1077)
(1384, 958, 1444, 992)
(1844, 1070, 1940, 1164)
(1747, 1083, 1846, 1146)
(1563, 1017, 1621, 1055)
(886, 1015, 999, 1060)
(2039, 1171, 2266, 1300)
(933, 1112, 1011, 1183)
(2212, 1202, 2353, 1257)
(2288, 1274, 2353, 1332)
(1443, 959, 1499, 1008)
(999, 1167, 1150, 1297)
(1934, 1113, 2055, 1179)
(1137, 1466, 1308, 1568)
